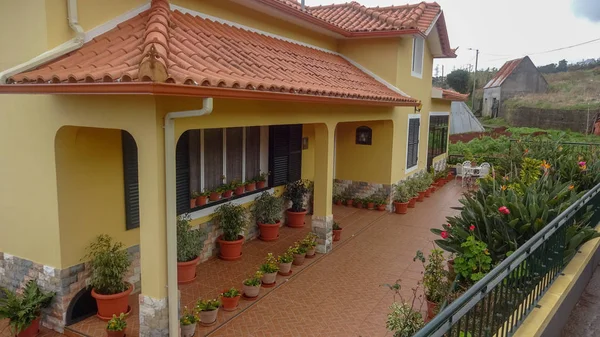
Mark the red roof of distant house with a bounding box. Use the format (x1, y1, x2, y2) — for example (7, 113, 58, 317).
(432, 87, 468, 101)
(484, 57, 525, 89)
(2, 0, 417, 106)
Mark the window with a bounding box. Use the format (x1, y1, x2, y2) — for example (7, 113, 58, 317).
(411, 36, 424, 78)
(355, 126, 372, 145)
(427, 114, 449, 168)
(121, 131, 140, 230)
(406, 116, 420, 171)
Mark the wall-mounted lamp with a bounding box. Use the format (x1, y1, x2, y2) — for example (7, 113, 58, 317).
(356, 126, 372, 145)
(415, 101, 423, 113)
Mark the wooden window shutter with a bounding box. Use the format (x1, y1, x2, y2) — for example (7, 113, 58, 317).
(176, 131, 190, 215)
(288, 125, 302, 182)
(407, 119, 420, 168)
(122, 131, 140, 229)
(269, 124, 303, 186)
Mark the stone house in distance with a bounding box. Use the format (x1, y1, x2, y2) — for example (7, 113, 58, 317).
(482, 56, 548, 117)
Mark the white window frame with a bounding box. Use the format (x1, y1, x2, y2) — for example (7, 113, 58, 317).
(411, 36, 425, 79)
(406, 114, 421, 173)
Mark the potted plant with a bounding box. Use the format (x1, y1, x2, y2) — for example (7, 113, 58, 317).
(190, 191, 200, 208)
(84, 235, 132, 320)
(290, 242, 308, 265)
(245, 179, 256, 192)
(405, 179, 418, 208)
(415, 176, 427, 202)
(354, 197, 364, 209)
(209, 187, 221, 202)
(213, 203, 249, 261)
(106, 313, 127, 337)
(393, 183, 411, 214)
(278, 249, 294, 276)
(195, 298, 220, 326)
(197, 189, 209, 206)
(0, 280, 55, 337)
(375, 198, 387, 211)
(252, 192, 283, 241)
(333, 194, 343, 206)
(341, 188, 354, 207)
(259, 253, 279, 287)
(332, 222, 342, 241)
(179, 307, 198, 337)
(231, 180, 245, 196)
(303, 232, 318, 258)
(177, 214, 204, 284)
(242, 271, 263, 299)
(221, 183, 234, 198)
(256, 172, 269, 189)
(284, 180, 309, 228)
(220, 287, 241, 311)
(366, 196, 376, 210)
(414, 249, 450, 320)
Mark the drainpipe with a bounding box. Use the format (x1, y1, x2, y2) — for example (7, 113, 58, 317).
(0, 0, 85, 83)
(164, 98, 214, 337)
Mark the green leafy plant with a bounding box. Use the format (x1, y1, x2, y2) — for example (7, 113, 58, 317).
(383, 279, 425, 337)
(290, 241, 307, 255)
(107, 313, 128, 331)
(278, 250, 293, 264)
(393, 182, 411, 203)
(243, 271, 263, 287)
(251, 192, 283, 224)
(302, 232, 318, 248)
(0, 281, 55, 334)
(332, 222, 341, 230)
(284, 179, 310, 212)
(84, 234, 130, 295)
(453, 235, 492, 282)
(195, 298, 221, 312)
(177, 214, 204, 262)
(191, 190, 200, 199)
(414, 249, 450, 304)
(259, 253, 280, 273)
(257, 171, 270, 182)
(220, 287, 241, 298)
(212, 203, 249, 241)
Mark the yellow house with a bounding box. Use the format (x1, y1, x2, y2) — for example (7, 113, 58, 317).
(0, 0, 464, 334)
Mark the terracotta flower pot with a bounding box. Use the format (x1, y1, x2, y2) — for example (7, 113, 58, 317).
(367, 202, 375, 210)
(287, 209, 307, 228)
(190, 198, 197, 208)
(199, 309, 218, 326)
(408, 198, 417, 208)
(243, 284, 260, 298)
(209, 192, 221, 201)
(245, 182, 256, 192)
(256, 180, 266, 189)
(279, 262, 292, 275)
(430, 185, 437, 193)
(393, 202, 409, 214)
(377, 204, 386, 211)
(292, 253, 306, 266)
(424, 188, 431, 198)
(262, 271, 277, 286)
(417, 191, 426, 202)
(217, 235, 244, 261)
(17, 317, 40, 337)
(258, 221, 280, 241)
(221, 294, 241, 311)
(177, 256, 199, 284)
(92, 283, 133, 320)
(426, 300, 439, 320)
(234, 186, 245, 195)
(197, 195, 207, 206)
(355, 202, 363, 209)
(346, 199, 354, 207)
(332, 228, 342, 241)
(335, 200, 342, 206)
(106, 331, 126, 337)
(222, 190, 233, 198)
(180, 323, 197, 337)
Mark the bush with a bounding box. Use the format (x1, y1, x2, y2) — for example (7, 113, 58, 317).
(0, 281, 55, 334)
(284, 180, 310, 212)
(251, 192, 283, 224)
(213, 203, 249, 241)
(177, 214, 204, 262)
(393, 183, 411, 203)
(84, 235, 130, 295)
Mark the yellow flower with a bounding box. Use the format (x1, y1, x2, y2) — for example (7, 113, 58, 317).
(501, 185, 507, 191)
(484, 249, 489, 255)
(569, 185, 574, 190)
(541, 160, 551, 169)
(558, 146, 563, 151)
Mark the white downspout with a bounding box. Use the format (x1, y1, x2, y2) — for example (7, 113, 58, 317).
(0, 0, 85, 83)
(164, 98, 214, 337)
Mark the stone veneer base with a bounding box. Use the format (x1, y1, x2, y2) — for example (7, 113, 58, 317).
(139, 295, 169, 337)
(312, 215, 333, 253)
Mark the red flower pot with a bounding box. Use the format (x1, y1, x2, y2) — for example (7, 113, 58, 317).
(430, 186, 437, 193)
(355, 202, 363, 209)
(197, 196, 207, 206)
(417, 191, 426, 202)
(408, 198, 417, 208)
(177, 256, 199, 284)
(209, 192, 221, 201)
(221, 293, 241, 311)
(394, 202, 409, 214)
(367, 202, 375, 210)
(218, 235, 244, 261)
(106, 331, 125, 337)
(256, 181, 266, 189)
(258, 221, 280, 241)
(234, 186, 245, 195)
(333, 228, 342, 241)
(92, 283, 133, 320)
(222, 190, 233, 198)
(346, 199, 354, 207)
(287, 209, 307, 228)
(426, 300, 439, 320)
(245, 182, 256, 192)
(190, 198, 197, 208)
(17, 317, 40, 337)
(424, 188, 432, 198)
(335, 200, 342, 206)
(377, 204, 386, 211)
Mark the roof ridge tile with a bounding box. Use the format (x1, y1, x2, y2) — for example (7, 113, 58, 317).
(139, 0, 171, 82)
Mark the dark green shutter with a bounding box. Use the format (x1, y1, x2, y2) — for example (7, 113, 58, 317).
(269, 124, 302, 186)
(288, 125, 303, 182)
(176, 131, 190, 215)
(122, 131, 140, 230)
(407, 119, 420, 168)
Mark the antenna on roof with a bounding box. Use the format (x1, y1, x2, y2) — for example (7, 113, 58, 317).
(301, 0, 305, 10)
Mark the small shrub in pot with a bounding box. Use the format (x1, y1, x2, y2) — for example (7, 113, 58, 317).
(290, 242, 308, 266)
(252, 192, 283, 241)
(414, 249, 450, 320)
(243, 271, 263, 298)
(284, 179, 310, 227)
(213, 203, 249, 261)
(259, 253, 280, 286)
(220, 287, 241, 311)
(107, 313, 128, 337)
(0, 280, 55, 337)
(302, 232, 318, 257)
(332, 222, 343, 241)
(196, 298, 220, 326)
(177, 214, 204, 283)
(393, 183, 411, 214)
(278, 249, 294, 275)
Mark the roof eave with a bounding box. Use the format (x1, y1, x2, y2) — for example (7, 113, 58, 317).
(0, 83, 417, 107)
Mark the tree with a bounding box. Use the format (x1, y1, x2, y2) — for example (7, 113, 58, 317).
(446, 69, 470, 94)
(557, 59, 568, 72)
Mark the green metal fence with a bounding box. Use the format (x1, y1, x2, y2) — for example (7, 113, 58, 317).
(414, 182, 600, 337)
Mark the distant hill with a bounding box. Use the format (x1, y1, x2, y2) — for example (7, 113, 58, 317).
(503, 66, 600, 110)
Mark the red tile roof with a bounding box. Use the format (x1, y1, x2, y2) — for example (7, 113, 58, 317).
(483, 57, 524, 89)
(4, 0, 416, 105)
(441, 88, 468, 101)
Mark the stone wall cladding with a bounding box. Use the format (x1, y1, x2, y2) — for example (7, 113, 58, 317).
(0, 245, 141, 332)
(139, 295, 168, 337)
(311, 215, 333, 253)
(334, 179, 392, 200)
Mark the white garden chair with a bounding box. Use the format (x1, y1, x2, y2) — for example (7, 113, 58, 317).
(462, 161, 472, 168)
(479, 163, 491, 178)
(455, 163, 465, 186)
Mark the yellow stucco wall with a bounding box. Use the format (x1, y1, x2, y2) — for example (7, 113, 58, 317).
(55, 126, 140, 268)
(338, 38, 399, 85)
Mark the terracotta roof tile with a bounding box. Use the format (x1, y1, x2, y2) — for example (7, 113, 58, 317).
(434, 87, 468, 101)
(484, 57, 524, 89)
(7, 0, 414, 104)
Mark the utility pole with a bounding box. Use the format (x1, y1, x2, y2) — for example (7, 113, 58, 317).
(441, 65, 445, 87)
(469, 48, 479, 110)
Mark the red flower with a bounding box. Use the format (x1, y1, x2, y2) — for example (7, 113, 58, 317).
(441, 231, 449, 239)
(498, 206, 510, 215)
(469, 225, 475, 231)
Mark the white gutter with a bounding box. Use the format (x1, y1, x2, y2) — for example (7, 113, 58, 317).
(164, 97, 214, 337)
(0, 0, 85, 84)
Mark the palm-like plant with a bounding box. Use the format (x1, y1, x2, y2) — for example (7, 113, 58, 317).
(0, 281, 55, 334)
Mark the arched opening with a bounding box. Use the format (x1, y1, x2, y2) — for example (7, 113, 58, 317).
(65, 287, 96, 325)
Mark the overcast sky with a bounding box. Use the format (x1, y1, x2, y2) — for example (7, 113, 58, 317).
(308, 0, 600, 73)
